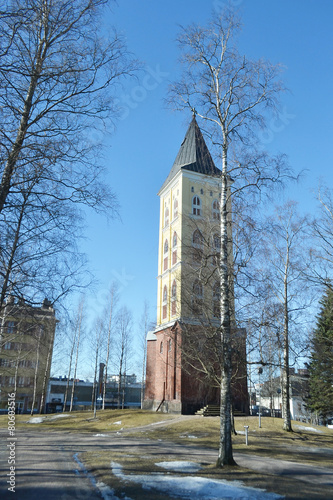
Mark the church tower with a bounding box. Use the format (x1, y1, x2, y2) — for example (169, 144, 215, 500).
(144, 116, 248, 414)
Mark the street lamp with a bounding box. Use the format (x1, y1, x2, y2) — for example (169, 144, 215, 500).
(258, 367, 263, 428)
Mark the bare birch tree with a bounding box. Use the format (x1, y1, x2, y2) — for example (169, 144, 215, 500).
(102, 283, 118, 410)
(69, 300, 84, 412)
(257, 201, 312, 431)
(115, 306, 132, 409)
(168, 8, 288, 466)
(0, 0, 138, 214)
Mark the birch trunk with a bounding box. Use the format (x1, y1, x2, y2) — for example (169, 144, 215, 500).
(70, 304, 83, 412)
(282, 249, 292, 431)
(217, 144, 236, 466)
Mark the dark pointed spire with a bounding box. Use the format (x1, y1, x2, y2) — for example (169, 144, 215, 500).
(159, 116, 220, 193)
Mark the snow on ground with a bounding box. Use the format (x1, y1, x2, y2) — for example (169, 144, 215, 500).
(110, 461, 283, 500)
(26, 416, 46, 424)
(295, 425, 324, 433)
(156, 461, 202, 473)
(48, 413, 75, 420)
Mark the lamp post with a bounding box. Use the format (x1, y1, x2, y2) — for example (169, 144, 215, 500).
(258, 367, 263, 428)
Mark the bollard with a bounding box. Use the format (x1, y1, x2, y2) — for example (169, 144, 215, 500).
(244, 425, 249, 446)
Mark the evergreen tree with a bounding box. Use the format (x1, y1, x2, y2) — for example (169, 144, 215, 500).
(308, 287, 333, 423)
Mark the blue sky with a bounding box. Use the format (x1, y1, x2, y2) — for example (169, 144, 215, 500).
(70, 0, 333, 378)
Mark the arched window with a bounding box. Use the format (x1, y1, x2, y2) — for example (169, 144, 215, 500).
(171, 280, 177, 316)
(213, 281, 220, 318)
(160, 341, 163, 353)
(192, 279, 203, 315)
(164, 239, 168, 271)
(192, 196, 201, 216)
(162, 285, 168, 319)
(165, 207, 169, 227)
(172, 232, 177, 265)
(192, 229, 203, 264)
(212, 233, 221, 265)
(173, 198, 178, 218)
(192, 229, 203, 247)
(212, 200, 220, 220)
(168, 339, 172, 351)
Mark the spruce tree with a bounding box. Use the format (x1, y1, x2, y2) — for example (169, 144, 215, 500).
(308, 287, 333, 423)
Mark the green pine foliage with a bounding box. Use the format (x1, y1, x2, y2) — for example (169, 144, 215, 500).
(308, 287, 333, 422)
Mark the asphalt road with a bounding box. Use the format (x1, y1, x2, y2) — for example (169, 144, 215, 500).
(1, 427, 333, 499)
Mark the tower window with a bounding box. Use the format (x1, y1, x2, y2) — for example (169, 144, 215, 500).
(164, 239, 168, 271)
(212, 233, 221, 265)
(162, 285, 168, 319)
(192, 280, 203, 315)
(164, 207, 169, 227)
(192, 196, 201, 216)
(173, 198, 178, 218)
(191, 186, 194, 193)
(171, 280, 177, 316)
(192, 229, 203, 264)
(212, 200, 220, 220)
(172, 232, 177, 265)
(160, 341, 163, 354)
(213, 281, 221, 318)
(200, 188, 204, 195)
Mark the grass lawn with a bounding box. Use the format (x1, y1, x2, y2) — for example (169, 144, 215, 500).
(1, 410, 332, 499)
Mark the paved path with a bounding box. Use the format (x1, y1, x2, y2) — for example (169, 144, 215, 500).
(1, 427, 333, 499)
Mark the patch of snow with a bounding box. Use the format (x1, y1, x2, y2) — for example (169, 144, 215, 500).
(113, 420, 122, 425)
(94, 433, 109, 437)
(96, 480, 130, 500)
(26, 417, 46, 424)
(180, 434, 199, 439)
(295, 425, 324, 433)
(48, 413, 74, 420)
(156, 461, 202, 473)
(110, 461, 283, 499)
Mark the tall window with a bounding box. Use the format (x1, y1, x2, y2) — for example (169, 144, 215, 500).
(192, 196, 201, 216)
(212, 200, 220, 220)
(162, 285, 168, 319)
(213, 281, 220, 318)
(192, 280, 203, 315)
(164, 207, 169, 227)
(6, 321, 15, 334)
(212, 233, 221, 265)
(171, 280, 177, 316)
(192, 229, 203, 264)
(172, 231, 177, 265)
(164, 239, 168, 271)
(173, 198, 178, 218)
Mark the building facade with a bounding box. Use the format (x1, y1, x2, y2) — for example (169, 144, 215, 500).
(144, 116, 248, 414)
(0, 297, 57, 413)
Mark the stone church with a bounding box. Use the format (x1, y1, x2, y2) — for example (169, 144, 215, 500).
(143, 116, 248, 415)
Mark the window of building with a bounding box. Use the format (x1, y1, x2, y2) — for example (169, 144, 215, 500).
(165, 207, 169, 227)
(160, 341, 163, 354)
(164, 239, 168, 271)
(212, 233, 221, 265)
(168, 339, 172, 352)
(171, 280, 177, 316)
(192, 280, 203, 315)
(173, 198, 178, 218)
(213, 281, 220, 318)
(172, 232, 177, 265)
(6, 321, 15, 334)
(191, 186, 194, 193)
(192, 196, 201, 216)
(192, 229, 203, 264)
(8, 376, 15, 386)
(162, 285, 168, 319)
(212, 200, 220, 220)
(200, 188, 204, 195)
(4, 342, 12, 350)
